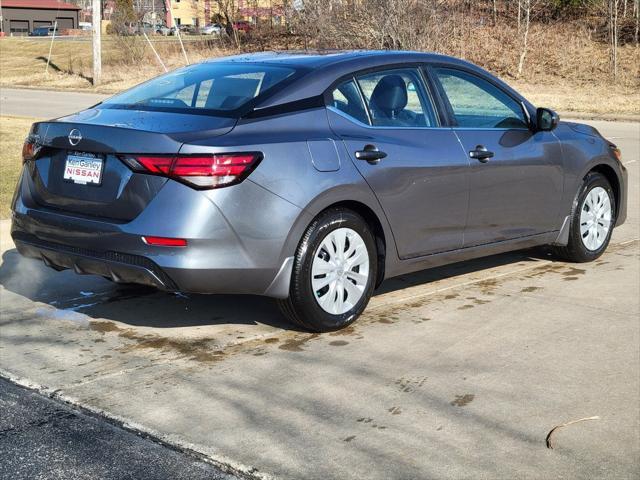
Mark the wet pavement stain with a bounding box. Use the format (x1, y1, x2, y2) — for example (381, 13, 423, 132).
(90, 321, 122, 333)
(376, 317, 394, 324)
(521, 286, 542, 293)
(278, 334, 320, 352)
(564, 267, 586, 276)
(476, 278, 500, 294)
(472, 298, 490, 305)
(118, 332, 225, 363)
(329, 340, 349, 346)
(395, 376, 427, 393)
(450, 394, 475, 407)
(329, 326, 357, 337)
(89, 320, 225, 363)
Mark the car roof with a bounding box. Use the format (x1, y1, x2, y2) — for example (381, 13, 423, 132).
(205, 50, 446, 68)
(203, 50, 531, 113)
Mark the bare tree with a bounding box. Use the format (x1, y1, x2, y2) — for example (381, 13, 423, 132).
(634, 0, 639, 44)
(608, 0, 620, 79)
(214, 0, 240, 46)
(517, 0, 531, 77)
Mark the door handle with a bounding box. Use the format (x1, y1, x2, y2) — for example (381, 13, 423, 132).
(469, 145, 494, 163)
(355, 144, 387, 164)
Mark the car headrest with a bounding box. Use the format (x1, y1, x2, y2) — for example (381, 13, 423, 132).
(369, 75, 408, 115)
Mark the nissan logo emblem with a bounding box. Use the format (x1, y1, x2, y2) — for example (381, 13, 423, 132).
(68, 129, 82, 146)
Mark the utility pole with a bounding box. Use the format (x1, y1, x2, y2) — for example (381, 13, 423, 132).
(92, 0, 101, 85)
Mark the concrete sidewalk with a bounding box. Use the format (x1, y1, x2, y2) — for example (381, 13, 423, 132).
(1, 121, 638, 479)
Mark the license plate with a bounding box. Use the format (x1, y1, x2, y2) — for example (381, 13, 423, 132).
(63, 154, 103, 185)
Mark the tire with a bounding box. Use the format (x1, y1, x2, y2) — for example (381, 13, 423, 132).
(551, 171, 616, 263)
(278, 208, 377, 332)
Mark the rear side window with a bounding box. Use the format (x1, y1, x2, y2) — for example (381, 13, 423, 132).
(434, 68, 528, 129)
(101, 63, 297, 115)
(330, 79, 369, 124)
(356, 68, 437, 127)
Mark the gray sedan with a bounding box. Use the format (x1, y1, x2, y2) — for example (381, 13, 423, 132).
(11, 51, 628, 332)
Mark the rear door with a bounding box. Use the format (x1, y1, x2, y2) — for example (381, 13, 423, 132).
(327, 67, 470, 259)
(430, 66, 564, 247)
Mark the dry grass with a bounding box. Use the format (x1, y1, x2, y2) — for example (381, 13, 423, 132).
(0, 37, 235, 94)
(513, 81, 640, 116)
(0, 116, 37, 219)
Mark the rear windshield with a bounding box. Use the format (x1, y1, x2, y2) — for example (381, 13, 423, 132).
(100, 63, 297, 116)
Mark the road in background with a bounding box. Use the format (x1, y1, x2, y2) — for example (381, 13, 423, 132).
(0, 88, 108, 119)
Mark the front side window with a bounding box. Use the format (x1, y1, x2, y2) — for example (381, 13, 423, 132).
(356, 68, 437, 127)
(100, 63, 297, 115)
(434, 68, 528, 129)
(330, 79, 369, 124)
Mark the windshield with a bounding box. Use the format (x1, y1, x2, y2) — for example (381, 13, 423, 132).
(100, 63, 298, 116)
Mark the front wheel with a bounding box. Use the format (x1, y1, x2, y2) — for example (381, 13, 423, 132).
(551, 172, 616, 262)
(278, 209, 377, 332)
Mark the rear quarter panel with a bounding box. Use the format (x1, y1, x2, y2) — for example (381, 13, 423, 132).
(179, 107, 397, 275)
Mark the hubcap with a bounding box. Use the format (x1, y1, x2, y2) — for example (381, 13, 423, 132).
(311, 228, 370, 315)
(579, 186, 612, 251)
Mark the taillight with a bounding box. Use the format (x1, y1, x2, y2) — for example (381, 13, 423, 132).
(22, 138, 39, 164)
(121, 153, 262, 190)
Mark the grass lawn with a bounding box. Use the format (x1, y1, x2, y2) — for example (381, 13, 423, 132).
(0, 36, 230, 94)
(0, 116, 37, 219)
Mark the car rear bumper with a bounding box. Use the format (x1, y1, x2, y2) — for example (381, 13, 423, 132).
(13, 231, 177, 290)
(11, 170, 305, 298)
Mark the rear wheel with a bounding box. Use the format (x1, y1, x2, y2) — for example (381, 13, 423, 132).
(278, 209, 377, 332)
(551, 172, 615, 262)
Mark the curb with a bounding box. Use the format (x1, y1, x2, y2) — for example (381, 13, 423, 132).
(0, 369, 272, 480)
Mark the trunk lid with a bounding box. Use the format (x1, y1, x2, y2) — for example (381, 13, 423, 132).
(28, 108, 236, 221)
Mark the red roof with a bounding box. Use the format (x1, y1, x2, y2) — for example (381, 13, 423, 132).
(1, 0, 81, 10)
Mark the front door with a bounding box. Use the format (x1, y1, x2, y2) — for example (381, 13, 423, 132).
(327, 67, 470, 258)
(431, 66, 564, 247)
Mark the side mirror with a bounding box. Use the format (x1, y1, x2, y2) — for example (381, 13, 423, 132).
(536, 107, 559, 132)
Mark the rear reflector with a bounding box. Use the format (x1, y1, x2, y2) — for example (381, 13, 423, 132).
(121, 152, 262, 190)
(142, 236, 188, 247)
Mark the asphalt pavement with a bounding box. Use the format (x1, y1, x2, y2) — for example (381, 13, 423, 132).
(0, 377, 237, 480)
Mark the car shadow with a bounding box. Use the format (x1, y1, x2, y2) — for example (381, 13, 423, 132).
(375, 248, 548, 296)
(0, 246, 550, 332)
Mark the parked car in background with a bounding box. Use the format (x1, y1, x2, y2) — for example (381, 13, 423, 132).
(200, 23, 223, 35)
(176, 24, 197, 35)
(156, 25, 171, 36)
(12, 51, 627, 332)
(135, 22, 166, 36)
(233, 21, 252, 33)
(29, 26, 56, 36)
